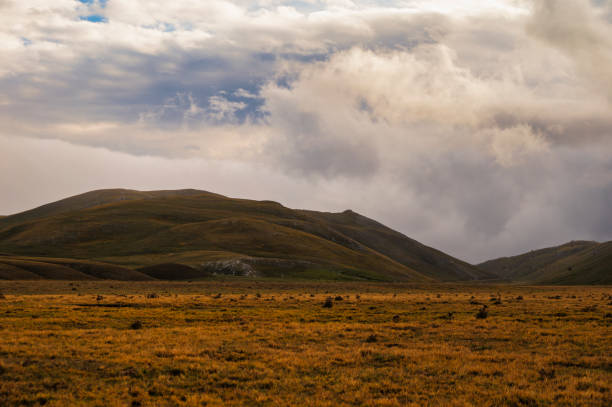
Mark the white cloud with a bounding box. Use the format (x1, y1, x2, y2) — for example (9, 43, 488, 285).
(0, 0, 611, 262)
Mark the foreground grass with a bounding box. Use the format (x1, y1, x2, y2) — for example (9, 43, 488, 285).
(0, 281, 610, 406)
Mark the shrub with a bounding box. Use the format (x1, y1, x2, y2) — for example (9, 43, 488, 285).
(169, 368, 184, 376)
(96, 295, 104, 301)
(130, 321, 143, 330)
(476, 306, 488, 319)
(323, 297, 333, 308)
(334, 296, 343, 301)
(538, 368, 555, 379)
(146, 293, 159, 299)
(392, 315, 400, 323)
(365, 334, 377, 343)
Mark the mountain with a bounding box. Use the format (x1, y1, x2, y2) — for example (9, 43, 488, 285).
(0, 189, 210, 228)
(478, 241, 612, 284)
(301, 210, 485, 281)
(0, 189, 493, 282)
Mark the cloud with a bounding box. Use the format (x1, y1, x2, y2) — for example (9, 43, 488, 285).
(0, 0, 611, 262)
(528, 0, 612, 99)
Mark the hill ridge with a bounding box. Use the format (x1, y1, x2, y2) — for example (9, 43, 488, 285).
(478, 240, 611, 284)
(0, 189, 492, 282)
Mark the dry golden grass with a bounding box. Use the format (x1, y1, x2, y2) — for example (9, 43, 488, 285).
(0, 281, 610, 406)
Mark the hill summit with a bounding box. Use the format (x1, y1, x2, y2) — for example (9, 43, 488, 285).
(0, 189, 494, 281)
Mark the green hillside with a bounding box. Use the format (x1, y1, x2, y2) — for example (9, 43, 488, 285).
(0, 189, 213, 227)
(0, 255, 153, 280)
(0, 189, 492, 281)
(478, 241, 612, 284)
(302, 210, 488, 281)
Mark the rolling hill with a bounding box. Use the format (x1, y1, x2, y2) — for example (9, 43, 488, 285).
(0, 189, 494, 282)
(478, 241, 612, 284)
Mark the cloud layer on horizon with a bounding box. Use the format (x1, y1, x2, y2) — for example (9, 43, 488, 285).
(0, 0, 611, 262)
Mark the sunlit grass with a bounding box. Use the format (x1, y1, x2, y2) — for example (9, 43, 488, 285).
(0, 281, 610, 406)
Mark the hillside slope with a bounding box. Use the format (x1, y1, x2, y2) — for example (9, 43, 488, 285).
(302, 210, 494, 281)
(0, 255, 153, 280)
(0, 189, 215, 227)
(0, 189, 487, 281)
(478, 241, 612, 284)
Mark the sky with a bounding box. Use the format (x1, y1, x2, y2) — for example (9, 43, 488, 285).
(1, 0, 611, 263)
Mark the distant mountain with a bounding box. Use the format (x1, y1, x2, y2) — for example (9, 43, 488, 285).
(478, 241, 612, 285)
(0, 189, 494, 281)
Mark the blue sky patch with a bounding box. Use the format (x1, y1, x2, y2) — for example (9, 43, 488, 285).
(78, 0, 108, 6)
(80, 14, 108, 23)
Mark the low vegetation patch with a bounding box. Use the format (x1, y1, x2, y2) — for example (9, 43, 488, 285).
(0, 281, 609, 406)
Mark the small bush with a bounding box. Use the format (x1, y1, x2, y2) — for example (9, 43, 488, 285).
(169, 368, 184, 376)
(392, 315, 400, 323)
(476, 306, 488, 319)
(440, 312, 454, 320)
(323, 297, 333, 308)
(96, 295, 104, 301)
(146, 293, 159, 299)
(130, 321, 143, 330)
(538, 368, 555, 379)
(334, 296, 343, 301)
(365, 335, 377, 343)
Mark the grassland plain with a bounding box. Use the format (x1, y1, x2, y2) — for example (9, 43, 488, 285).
(0, 281, 610, 406)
